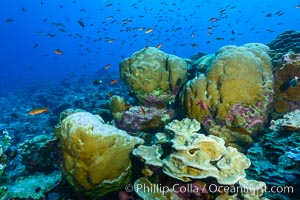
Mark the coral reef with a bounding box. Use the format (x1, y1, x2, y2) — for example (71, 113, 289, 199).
(132, 145, 163, 167)
(178, 43, 273, 145)
(268, 30, 300, 66)
(270, 109, 300, 132)
(20, 134, 59, 173)
(247, 112, 300, 199)
(0, 129, 11, 179)
(132, 145, 163, 177)
(162, 119, 251, 185)
(132, 119, 269, 199)
(272, 52, 300, 116)
(208, 125, 253, 152)
(119, 47, 187, 107)
(0, 170, 61, 199)
(114, 106, 175, 133)
(56, 111, 143, 196)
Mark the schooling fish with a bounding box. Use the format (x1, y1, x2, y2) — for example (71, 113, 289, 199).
(280, 76, 299, 92)
(110, 79, 118, 85)
(104, 64, 111, 69)
(54, 48, 63, 54)
(28, 106, 49, 115)
(78, 20, 85, 30)
(145, 27, 155, 34)
(93, 80, 102, 85)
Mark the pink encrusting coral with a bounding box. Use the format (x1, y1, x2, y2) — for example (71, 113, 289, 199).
(143, 93, 171, 107)
(225, 103, 268, 134)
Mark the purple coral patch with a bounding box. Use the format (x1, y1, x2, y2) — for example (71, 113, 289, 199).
(225, 103, 267, 134)
(115, 106, 175, 133)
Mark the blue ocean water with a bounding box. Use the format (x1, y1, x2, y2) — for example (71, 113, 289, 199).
(1, 0, 299, 96)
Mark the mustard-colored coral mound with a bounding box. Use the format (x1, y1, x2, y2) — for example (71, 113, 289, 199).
(57, 111, 143, 196)
(119, 47, 187, 106)
(179, 43, 273, 135)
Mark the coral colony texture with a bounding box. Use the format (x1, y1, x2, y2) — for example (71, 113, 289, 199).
(1, 31, 300, 200)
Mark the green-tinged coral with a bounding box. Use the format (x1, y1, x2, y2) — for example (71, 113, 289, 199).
(56, 111, 144, 197)
(161, 114, 170, 122)
(0, 171, 61, 199)
(108, 95, 126, 114)
(120, 47, 187, 106)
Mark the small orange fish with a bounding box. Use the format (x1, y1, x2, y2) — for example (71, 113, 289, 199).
(199, 100, 207, 110)
(107, 93, 113, 97)
(140, 106, 145, 116)
(125, 104, 131, 109)
(28, 106, 49, 115)
(156, 43, 162, 49)
(54, 49, 63, 55)
(145, 27, 155, 34)
(127, 58, 134, 63)
(195, 99, 207, 110)
(110, 79, 118, 84)
(104, 64, 111, 69)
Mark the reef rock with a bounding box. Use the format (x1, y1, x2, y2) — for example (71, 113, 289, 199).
(56, 111, 143, 197)
(272, 52, 300, 116)
(178, 43, 273, 142)
(119, 47, 187, 107)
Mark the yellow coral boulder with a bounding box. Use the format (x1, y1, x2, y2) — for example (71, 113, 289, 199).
(179, 43, 273, 136)
(56, 111, 143, 196)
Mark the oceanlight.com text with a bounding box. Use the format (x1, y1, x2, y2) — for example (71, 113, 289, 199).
(128, 183, 294, 195)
